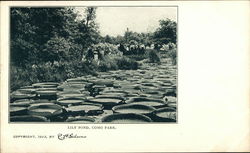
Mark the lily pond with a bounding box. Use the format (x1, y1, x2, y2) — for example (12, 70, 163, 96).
(10, 58, 177, 123)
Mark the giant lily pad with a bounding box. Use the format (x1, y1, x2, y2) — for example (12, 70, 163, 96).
(66, 116, 96, 123)
(10, 115, 48, 122)
(28, 103, 63, 117)
(101, 113, 152, 123)
(112, 104, 155, 115)
(57, 97, 85, 106)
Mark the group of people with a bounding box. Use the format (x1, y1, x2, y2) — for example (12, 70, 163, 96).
(85, 43, 147, 62)
(118, 43, 146, 55)
(84, 42, 176, 62)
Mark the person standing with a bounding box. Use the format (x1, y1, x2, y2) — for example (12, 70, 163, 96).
(86, 48, 94, 63)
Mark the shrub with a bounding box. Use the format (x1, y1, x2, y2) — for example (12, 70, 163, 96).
(93, 43, 122, 56)
(116, 56, 138, 70)
(98, 56, 118, 72)
(126, 54, 148, 61)
(42, 36, 84, 63)
(10, 60, 97, 91)
(10, 65, 38, 91)
(146, 49, 161, 63)
(97, 54, 138, 71)
(167, 48, 177, 65)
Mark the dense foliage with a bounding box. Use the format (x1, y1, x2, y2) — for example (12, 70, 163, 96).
(100, 19, 177, 47)
(10, 7, 100, 90)
(11, 7, 99, 66)
(10, 7, 177, 91)
(153, 19, 177, 44)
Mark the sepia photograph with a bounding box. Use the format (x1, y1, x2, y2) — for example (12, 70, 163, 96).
(9, 6, 178, 123)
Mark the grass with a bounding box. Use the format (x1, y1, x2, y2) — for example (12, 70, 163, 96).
(165, 48, 177, 65)
(116, 56, 138, 70)
(126, 54, 148, 61)
(98, 55, 138, 72)
(10, 61, 97, 91)
(10, 49, 166, 92)
(146, 49, 161, 63)
(125, 49, 161, 64)
(10, 55, 139, 91)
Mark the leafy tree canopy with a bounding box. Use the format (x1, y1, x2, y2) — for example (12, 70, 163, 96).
(153, 19, 177, 44)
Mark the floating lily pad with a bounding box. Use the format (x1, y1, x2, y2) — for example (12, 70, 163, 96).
(126, 97, 164, 103)
(66, 104, 103, 116)
(10, 115, 48, 122)
(32, 82, 59, 88)
(87, 98, 123, 108)
(17, 88, 36, 94)
(164, 96, 177, 103)
(36, 90, 57, 96)
(112, 104, 155, 115)
(57, 93, 87, 99)
(95, 94, 125, 100)
(10, 92, 36, 100)
(57, 90, 81, 95)
(57, 97, 85, 106)
(89, 79, 114, 87)
(153, 107, 176, 122)
(28, 103, 63, 117)
(66, 116, 96, 123)
(10, 106, 27, 116)
(167, 102, 177, 109)
(101, 113, 152, 123)
(11, 99, 32, 107)
(30, 99, 55, 104)
(126, 100, 167, 108)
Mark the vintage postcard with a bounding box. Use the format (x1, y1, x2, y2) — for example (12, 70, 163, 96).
(1, 1, 249, 152)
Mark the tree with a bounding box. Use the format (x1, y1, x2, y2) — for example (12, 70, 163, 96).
(11, 7, 101, 65)
(153, 19, 177, 45)
(115, 35, 125, 44)
(85, 7, 96, 30)
(103, 35, 114, 44)
(76, 7, 100, 59)
(124, 30, 141, 44)
(10, 7, 80, 65)
(11, 8, 40, 65)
